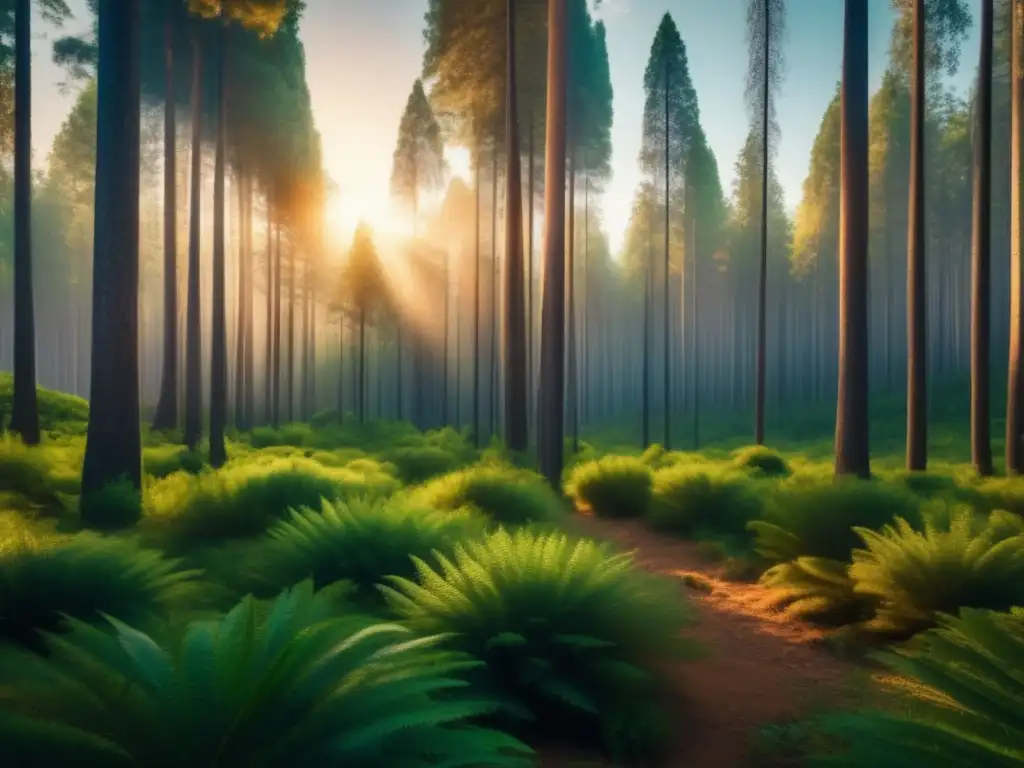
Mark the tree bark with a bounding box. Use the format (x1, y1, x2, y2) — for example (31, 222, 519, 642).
(152, 15, 178, 433)
(81, 0, 142, 524)
(1008, 0, 1023, 473)
(183, 30, 204, 451)
(9, 0, 39, 444)
(906, 0, 927, 471)
(538, 0, 567, 487)
(972, 0, 994, 476)
(754, 0, 770, 446)
(473, 134, 482, 446)
(834, 0, 870, 478)
(663, 53, 671, 451)
(209, 20, 229, 468)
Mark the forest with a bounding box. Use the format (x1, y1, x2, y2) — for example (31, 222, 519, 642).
(0, 0, 1023, 765)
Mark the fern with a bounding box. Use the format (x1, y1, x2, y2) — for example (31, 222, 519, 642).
(813, 607, 1024, 766)
(0, 533, 205, 652)
(0, 581, 533, 767)
(850, 508, 1024, 637)
(759, 557, 875, 625)
(381, 527, 697, 760)
(241, 497, 481, 604)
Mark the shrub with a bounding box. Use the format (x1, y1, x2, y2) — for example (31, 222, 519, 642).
(749, 479, 920, 563)
(144, 457, 401, 549)
(0, 373, 89, 434)
(759, 557, 875, 625)
(79, 476, 143, 530)
(647, 464, 763, 538)
(0, 533, 204, 652)
(248, 422, 315, 448)
(380, 444, 470, 484)
(242, 497, 481, 604)
(412, 464, 566, 526)
(565, 456, 653, 518)
(143, 445, 205, 478)
(813, 607, 1024, 766)
(0, 581, 533, 767)
(850, 508, 1024, 637)
(0, 437, 75, 514)
(382, 528, 696, 760)
(731, 445, 790, 477)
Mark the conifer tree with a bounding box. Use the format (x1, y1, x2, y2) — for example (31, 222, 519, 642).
(638, 12, 698, 450)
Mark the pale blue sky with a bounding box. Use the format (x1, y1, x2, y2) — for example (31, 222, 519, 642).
(27, 0, 980, 254)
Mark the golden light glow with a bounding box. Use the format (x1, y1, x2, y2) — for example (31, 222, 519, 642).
(445, 145, 472, 183)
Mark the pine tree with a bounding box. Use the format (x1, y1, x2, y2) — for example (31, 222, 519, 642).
(638, 13, 698, 450)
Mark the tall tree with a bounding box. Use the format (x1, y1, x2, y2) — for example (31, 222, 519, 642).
(639, 13, 698, 449)
(9, 0, 71, 442)
(390, 78, 445, 424)
(503, 0, 527, 451)
(834, 0, 870, 478)
(1009, 0, 1024, 473)
(80, 0, 142, 526)
(972, 0, 994, 476)
(538, 0, 567, 487)
(745, 0, 786, 446)
(183, 23, 204, 450)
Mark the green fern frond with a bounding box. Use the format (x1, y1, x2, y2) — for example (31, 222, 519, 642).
(0, 582, 533, 767)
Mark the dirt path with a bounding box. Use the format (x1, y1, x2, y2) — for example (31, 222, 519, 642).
(539, 516, 865, 768)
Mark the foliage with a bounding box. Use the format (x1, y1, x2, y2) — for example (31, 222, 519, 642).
(240, 497, 482, 605)
(813, 607, 1024, 766)
(759, 556, 875, 625)
(0, 533, 203, 653)
(382, 527, 696, 759)
(0, 373, 89, 435)
(850, 507, 1024, 637)
(0, 581, 533, 767)
(379, 443, 473, 484)
(79, 476, 143, 530)
(647, 463, 763, 538)
(142, 445, 206, 478)
(0, 436, 79, 514)
(731, 444, 791, 476)
(412, 464, 566, 526)
(565, 455, 653, 518)
(390, 78, 446, 215)
(748, 480, 920, 563)
(143, 456, 400, 549)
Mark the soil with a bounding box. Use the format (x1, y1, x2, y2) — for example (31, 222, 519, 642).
(536, 515, 868, 768)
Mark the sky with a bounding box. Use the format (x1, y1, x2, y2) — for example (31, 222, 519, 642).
(28, 0, 981, 255)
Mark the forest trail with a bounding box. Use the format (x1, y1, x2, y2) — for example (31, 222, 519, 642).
(540, 516, 868, 768)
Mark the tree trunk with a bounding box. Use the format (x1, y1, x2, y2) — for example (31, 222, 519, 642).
(209, 21, 229, 468)
(234, 171, 248, 430)
(473, 136, 482, 446)
(183, 30, 204, 451)
(272, 217, 282, 427)
(287, 242, 295, 423)
(337, 319, 344, 414)
(264, 198, 272, 424)
(663, 53, 671, 451)
(834, 0, 870, 479)
(1008, 0, 1024, 474)
(907, 0, 927, 471)
(152, 16, 178, 433)
(567, 156, 578, 453)
(538, 0, 567, 487)
(754, 0, 770, 446)
(972, 0, 994, 476)
(81, 0, 142, 524)
(359, 308, 366, 423)
(490, 141, 499, 439)
(9, 0, 39, 444)
(527, 111, 535, 442)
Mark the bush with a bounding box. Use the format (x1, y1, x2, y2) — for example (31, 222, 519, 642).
(143, 445, 205, 478)
(749, 479, 920, 563)
(0, 533, 203, 652)
(759, 557, 875, 626)
(813, 607, 1024, 766)
(78, 476, 143, 530)
(731, 445, 790, 477)
(383, 528, 697, 760)
(412, 464, 566, 526)
(380, 444, 470, 484)
(849, 507, 1024, 637)
(242, 497, 481, 604)
(647, 464, 763, 538)
(0, 437, 78, 514)
(565, 456, 653, 518)
(144, 457, 402, 549)
(0, 581, 533, 767)
(248, 422, 315, 448)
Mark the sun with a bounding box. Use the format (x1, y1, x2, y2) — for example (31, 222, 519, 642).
(326, 186, 416, 262)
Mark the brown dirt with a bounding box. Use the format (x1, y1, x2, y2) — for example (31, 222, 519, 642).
(537, 516, 866, 768)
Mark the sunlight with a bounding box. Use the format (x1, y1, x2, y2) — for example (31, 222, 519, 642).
(445, 145, 472, 183)
(327, 187, 417, 258)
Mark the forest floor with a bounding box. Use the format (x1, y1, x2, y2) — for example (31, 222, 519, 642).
(539, 515, 877, 768)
